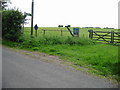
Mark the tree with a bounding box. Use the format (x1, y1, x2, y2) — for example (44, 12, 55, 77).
(23, 12, 32, 25)
(0, 0, 11, 10)
(21, 12, 32, 32)
(58, 25, 63, 27)
(2, 9, 24, 42)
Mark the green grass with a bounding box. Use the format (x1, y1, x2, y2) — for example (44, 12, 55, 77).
(2, 27, 119, 81)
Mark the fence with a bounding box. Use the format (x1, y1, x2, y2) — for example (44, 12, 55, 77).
(88, 30, 120, 44)
(41, 29, 71, 36)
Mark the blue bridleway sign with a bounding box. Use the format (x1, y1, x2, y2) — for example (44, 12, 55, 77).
(73, 28, 79, 36)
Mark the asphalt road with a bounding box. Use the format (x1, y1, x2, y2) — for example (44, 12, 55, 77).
(0, 45, 2, 89)
(2, 47, 117, 88)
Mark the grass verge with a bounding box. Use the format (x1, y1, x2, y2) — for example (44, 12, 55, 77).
(2, 27, 119, 82)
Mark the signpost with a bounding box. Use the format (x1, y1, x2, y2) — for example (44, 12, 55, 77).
(34, 24, 38, 37)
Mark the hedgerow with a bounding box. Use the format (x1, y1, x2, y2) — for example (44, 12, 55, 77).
(2, 9, 24, 42)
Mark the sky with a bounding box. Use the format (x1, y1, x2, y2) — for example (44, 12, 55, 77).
(9, 0, 119, 28)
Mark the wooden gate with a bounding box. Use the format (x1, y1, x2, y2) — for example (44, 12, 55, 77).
(88, 30, 120, 44)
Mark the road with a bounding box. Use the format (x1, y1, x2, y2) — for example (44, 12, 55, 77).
(0, 45, 2, 89)
(2, 47, 117, 88)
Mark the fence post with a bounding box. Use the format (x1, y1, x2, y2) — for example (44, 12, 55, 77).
(61, 30, 63, 36)
(43, 30, 45, 35)
(111, 31, 114, 43)
(89, 30, 93, 39)
(35, 30, 37, 37)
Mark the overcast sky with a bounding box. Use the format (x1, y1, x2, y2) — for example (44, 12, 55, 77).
(9, 0, 119, 28)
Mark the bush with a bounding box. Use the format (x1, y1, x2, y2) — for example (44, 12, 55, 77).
(2, 9, 24, 42)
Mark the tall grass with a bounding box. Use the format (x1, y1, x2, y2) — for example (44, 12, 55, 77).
(22, 35, 95, 47)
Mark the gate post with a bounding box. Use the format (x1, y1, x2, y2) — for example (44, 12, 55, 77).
(88, 30, 93, 39)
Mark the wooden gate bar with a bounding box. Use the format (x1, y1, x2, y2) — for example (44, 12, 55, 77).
(88, 30, 120, 45)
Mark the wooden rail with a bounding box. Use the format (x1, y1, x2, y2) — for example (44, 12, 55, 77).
(41, 29, 72, 36)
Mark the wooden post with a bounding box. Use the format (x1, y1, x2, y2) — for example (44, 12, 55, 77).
(43, 30, 45, 35)
(31, 0, 34, 37)
(66, 27, 74, 37)
(111, 31, 114, 43)
(61, 30, 63, 36)
(35, 30, 37, 37)
(89, 30, 93, 39)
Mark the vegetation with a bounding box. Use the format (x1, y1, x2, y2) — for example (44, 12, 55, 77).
(0, 0, 11, 10)
(2, 27, 119, 81)
(2, 9, 24, 42)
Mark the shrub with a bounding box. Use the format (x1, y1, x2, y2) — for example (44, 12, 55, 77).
(2, 9, 24, 42)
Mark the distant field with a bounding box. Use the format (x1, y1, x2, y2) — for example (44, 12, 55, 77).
(24, 27, 118, 38)
(24, 27, 119, 45)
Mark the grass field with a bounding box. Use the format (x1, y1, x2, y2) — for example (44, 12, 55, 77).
(24, 27, 118, 38)
(2, 27, 119, 81)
